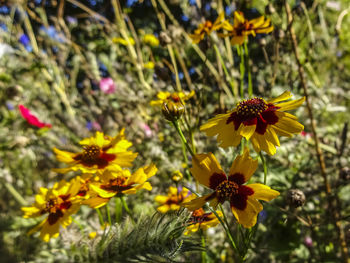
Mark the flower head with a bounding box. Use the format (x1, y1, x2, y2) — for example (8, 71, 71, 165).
(182, 149, 279, 228)
(21, 180, 81, 242)
(19, 105, 52, 128)
(200, 91, 305, 155)
(99, 77, 116, 94)
(155, 186, 195, 213)
(189, 12, 229, 44)
(84, 164, 157, 208)
(142, 34, 159, 47)
(224, 11, 274, 45)
(184, 208, 222, 235)
(53, 129, 138, 174)
(150, 90, 195, 106)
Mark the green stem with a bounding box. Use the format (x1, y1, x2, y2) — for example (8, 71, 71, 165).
(96, 208, 105, 226)
(244, 41, 252, 98)
(239, 45, 245, 98)
(121, 196, 135, 224)
(213, 43, 236, 98)
(172, 120, 195, 157)
(72, 217, 84, 233)
(115, 197, 122, 223)
(106, 203, 112, 225)
(259, 152, 268, 185)
(201, 230, 207, 263)
(4, 182, 27, 206)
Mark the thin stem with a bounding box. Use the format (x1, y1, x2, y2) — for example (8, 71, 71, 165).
(115, 197, 122, 223)
(121, 196, 135, 224)
(4, 182, 27, 206)
(244, 41, 252, 98)
(213, 43, 236, 98)
(201, 230, 207, 263)
(172, 120, 195, 157)
(259, 152, 267, 185)
(239, 45, 245, 98)
(106, 204, 112, 225)
(96, 208, 105, 226)
(72, 217, 84, 232)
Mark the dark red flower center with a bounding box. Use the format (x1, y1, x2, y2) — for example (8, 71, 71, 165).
(167, 94, 181, 103)
(216, 180, 239, 203)
(100, 177, 133, 193)
(236, 98, 267, 119)
(189, 208, 213, 224)
(43, 195, 72, 225)
(73, 144, 116, 169)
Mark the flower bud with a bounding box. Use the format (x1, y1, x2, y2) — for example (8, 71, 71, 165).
(171, 170, 183, 182)
(162, 97, 185, 121)
(287, 189, 306, 208)
(159, 31, 172, 47)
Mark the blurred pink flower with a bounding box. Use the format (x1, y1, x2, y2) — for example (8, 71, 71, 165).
(19, 105, 52, 128)
(304, 236, 313, 247)
(141, 123, 153, 138)
(99, 77, 116, 94)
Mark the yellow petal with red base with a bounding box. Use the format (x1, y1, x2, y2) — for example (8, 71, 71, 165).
(229, 148, 258, 183)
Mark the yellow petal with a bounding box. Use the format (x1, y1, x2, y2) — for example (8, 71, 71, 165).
(157, 205, 170, 213)
(190, 153, 224, 188)
(276, 97, 305, 112)
(89, 184, 116, 198)
(182, 193, 216, 211)
(155, 195, 168, 204)
(251, 133, 277, 155)
(231, 197, 262, 228)
(231, 36, 246, 46)
(53, 148, 76, 163)
(240, 124, 256, 140)
(267, 91, 292, 104)
(229, 148, 258, 182)
(248, 183, 280, 201)
(274, 112, 304, 135)
(249, 16, 265, 28)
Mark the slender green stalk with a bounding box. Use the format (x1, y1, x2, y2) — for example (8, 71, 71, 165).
(4, 182, 27, 206)
(213, 43, 236, 98)
(106, 204, 112, 226)
(244, 42, 252, 98)
(259, 152, 268, 185)
(172, 120, 195, 157)
(201, 230, 207, 263)
(168, 45, 182, 92)
(121, 196, 135, 224)
(72, 217, 84, 232)
(115, 197, 122, 223)
(238, 45, 245, 98)
(96, 208, 105, 226)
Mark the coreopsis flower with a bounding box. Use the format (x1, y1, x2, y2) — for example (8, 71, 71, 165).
(84, 164, 157, 208)
(184, 208, 222, 235)
(112, 36, 135, 46)
(19, 105, 52, 128)
(150, 90, 195, 107)
(200, 91, 305, 155)
(53, 129, 138, 174)
(182, 149, 279, 228)
(21, 180, 81, 242)
(224, 11, 274, 45)
(155, 186, 195, 213)
(189, 12, 229, 44)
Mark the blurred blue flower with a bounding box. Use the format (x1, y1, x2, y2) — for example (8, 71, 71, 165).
(258, 210, 267, 223)
(181, 15, 189, 22)
(189, 0, 196, 6)
(205, 3, 211, 12)
(188, 67, 196, 75)
(19, 34, 33, 52)
(225, 6, 232, 16)
(66, 16, 77, 25)
(98, 62, 109, 78)
(40, 25, 66, 43)
(86, 121, 93, 131)
(0, 23, 8, 32)
(88, 0, 97, 6)
(0, 6, 10, 14)
(126, 0, 138, 7)
(34, 0, 42, 4)
(6, 102, 14, 110)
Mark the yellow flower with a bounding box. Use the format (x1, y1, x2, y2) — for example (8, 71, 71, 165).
(189, 12, 229, 44)
(144, 61, 155, 69)
(171, 170, 183, 182)
(150, 91, 195, 106)
(184, 208, 222, 235)
(224, 11, 274, 45)
(88, 231, 97, 239)
(53, 129, 138, 174)
(112, 37, 135, 46)
(200, 91, 305, 155)
(143, 34, 159, 47)
(21, 180, 81, 242)
(182, 149, 279, 228)
(84, 164, 157, 208)
(155, 186, 195, 213)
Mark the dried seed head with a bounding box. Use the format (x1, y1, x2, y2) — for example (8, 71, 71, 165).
(162, 100, 185, 121)
(340, 167, 350, 181)
(159, 31, 172, 47)
(287, 189, 306, 208)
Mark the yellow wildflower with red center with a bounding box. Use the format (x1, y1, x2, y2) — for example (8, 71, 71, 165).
(200, 91, 305, 155)
(155, 186, 195, 213)
(224, 11, 274, 45)
(184, 208, 222, 236)
(189, 12, 229, 44)
(53, 129, 138, 174)
(182, 149, 279, 228)
(150, 90, 195, 107)
(83, 164, 157, 208)
(21, 180, 81, 242)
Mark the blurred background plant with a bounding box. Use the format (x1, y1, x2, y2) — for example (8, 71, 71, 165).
(0, 0, 349, 262)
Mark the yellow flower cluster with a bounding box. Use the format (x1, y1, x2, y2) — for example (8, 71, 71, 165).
(189, 11, 274, 45)
(22, 129, 157, 242)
